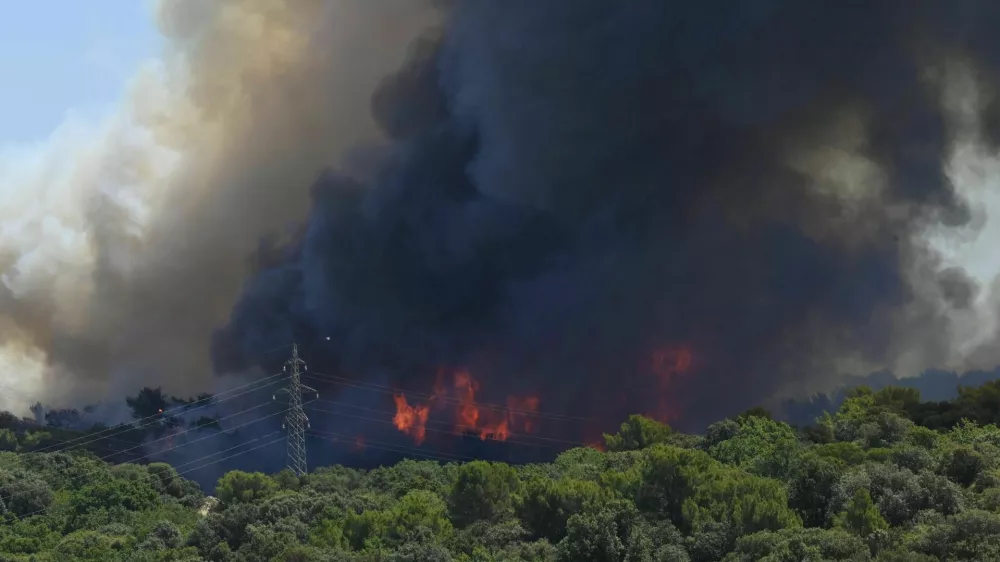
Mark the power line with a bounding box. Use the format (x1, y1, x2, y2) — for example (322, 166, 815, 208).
(8, 433, 125, 459)
(173, 433, 286, 480)
(32, 372, 286, 455)
(3, 402, 292, 508)
(305, 403, 580, 450)
(274, 344, 318, 476)
(34, 400, 279, 480)
(306, 428, 474, 462)
(305, 395, 586, 448)
(305, 369, 591, 421)
(259, 342, 295, 355)
(15, 423, 144, 448)
(8, 429, 287, 520)
(304, 339, 588, 421)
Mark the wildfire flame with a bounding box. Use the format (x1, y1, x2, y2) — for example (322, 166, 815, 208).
(454, 371, 481, 429)
(390, 369, 540, 444)
(392, 394, 430, 444)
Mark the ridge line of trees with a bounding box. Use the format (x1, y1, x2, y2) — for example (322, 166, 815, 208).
(4, 381, 1000, 559)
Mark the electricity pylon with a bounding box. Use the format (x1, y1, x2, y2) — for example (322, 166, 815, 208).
(274, 343, 318, 476)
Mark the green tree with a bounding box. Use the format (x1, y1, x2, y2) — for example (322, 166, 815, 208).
(556, 499, 644, 562)
(274, 468, 304, 491)
(0, 429, 17, 452)
(21, 430, 55, 450)
(604, 415, 673, 452)
(942, 446, 985, 487)
(0, 411, 18, 430)
(833, 489, 887, 538)
(0, 468, 54, 517)
(786, 452, 843, 527)
(70, 478, 160, 520)
(127, 387, 170, 420)
(707, 416, 800, 478)
(52, 530, 134, 560)
(638, 445, 801, 535)
(517, 477, 607, 542)
(215, 470, 279, 506)
(724, 527, 870, 562)
(448, 461, 521, 527)
(367, 459, 449, 499)
(873, 387, 920, 415)
(376, 489, 452, 547)
(736, 407, 773, 422)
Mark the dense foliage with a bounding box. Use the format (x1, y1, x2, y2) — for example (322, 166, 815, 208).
(8, 382, 1000, 560)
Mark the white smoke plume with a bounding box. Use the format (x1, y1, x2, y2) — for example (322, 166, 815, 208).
(0, 0, 439, 415)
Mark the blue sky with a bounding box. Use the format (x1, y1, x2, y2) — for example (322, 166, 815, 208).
(0, 0, 161, 143)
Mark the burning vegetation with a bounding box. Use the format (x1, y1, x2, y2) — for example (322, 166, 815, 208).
(389, 345, 686, 447)
(391, 369, 541, 444)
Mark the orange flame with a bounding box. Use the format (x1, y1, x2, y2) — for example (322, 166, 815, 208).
(392, 394, 430, 445)
(454, 370, 481, 429)
(452, 371, 539, 441)
(389, 368, 542, 444)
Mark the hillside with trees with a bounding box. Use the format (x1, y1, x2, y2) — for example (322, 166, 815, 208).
(7, 382, 1000, 560)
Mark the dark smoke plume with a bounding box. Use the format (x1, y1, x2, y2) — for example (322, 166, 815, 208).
(212, 1, 1000, 434)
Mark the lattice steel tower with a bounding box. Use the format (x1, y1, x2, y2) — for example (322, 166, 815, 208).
(274, 343, 318, 476)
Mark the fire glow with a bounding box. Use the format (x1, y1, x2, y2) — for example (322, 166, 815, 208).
(391, 369, 540, 444)
(647, 344, 694, 422)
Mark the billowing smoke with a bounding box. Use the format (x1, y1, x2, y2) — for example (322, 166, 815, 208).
(8, 0, 1000, 441)
(0, 0, 439, 414)
(213, 0, 1000, 433)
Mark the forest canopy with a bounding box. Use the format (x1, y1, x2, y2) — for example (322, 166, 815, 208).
(5, 382, 1000, 560)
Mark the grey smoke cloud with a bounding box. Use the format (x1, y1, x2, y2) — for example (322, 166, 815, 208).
(0, 0, 439, 413)
(214, 1, 1000, 432)
(6, 0, 1000, 438)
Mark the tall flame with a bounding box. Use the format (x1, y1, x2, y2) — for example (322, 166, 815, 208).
(454, 371, 482, 429)
(390, 369, 541, 444)
(392, 394, 430, 445)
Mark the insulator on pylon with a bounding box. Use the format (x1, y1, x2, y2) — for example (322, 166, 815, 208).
(281, 423, 286, 429)
(304, 363, 308, 370)
(306, 421, 311, 428)
(272, 395, 276, 400)
(315, 392, 319, 399)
